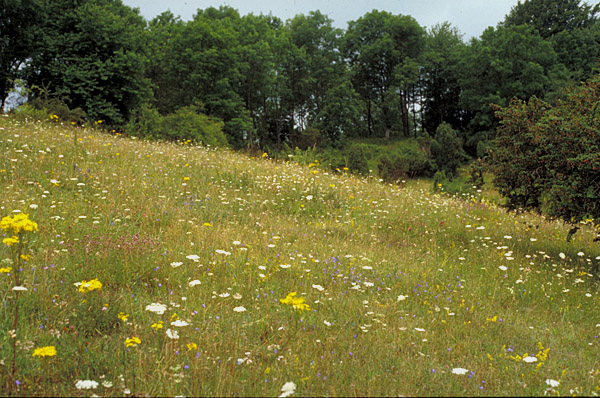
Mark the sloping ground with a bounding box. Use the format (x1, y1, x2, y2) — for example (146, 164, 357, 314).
(1, 116, 599, 396)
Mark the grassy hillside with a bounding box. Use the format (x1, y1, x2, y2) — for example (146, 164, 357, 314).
(1, 116, 600, 396)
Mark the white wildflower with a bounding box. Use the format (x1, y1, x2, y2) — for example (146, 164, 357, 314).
(280, 381, 297, 397)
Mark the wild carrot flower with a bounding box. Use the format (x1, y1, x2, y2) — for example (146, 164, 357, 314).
(145, 302, 167, 314)
(280, 381, 297, 397)
(32, 346, 57, 358)
(75, 380, 99, 390)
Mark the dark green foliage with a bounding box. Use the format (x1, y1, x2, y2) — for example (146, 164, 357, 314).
(125, 105, 228, 147)
(345, 144, 370, 175)
(291, 127, 322, 150)
(490, 96, 551, 211)
(503, 0, 600, 83)
(467, 158, 485, 189)
(376, 144, 434, 181)
(24, 0, 151, 126)
(421, 22, 467, 134)
(125, 106, 163, 139)
(431, 123, 465, 176)
(490, 74, 600, 226)
(503, 0, 599, 39)
(0, 0, 44, 112)
(344, 10, 426, 138)
(6, 0, 600, 182)
(160, 106, 228, 146)
(459, 24, 568, 152)
(29, 97, 86, 124)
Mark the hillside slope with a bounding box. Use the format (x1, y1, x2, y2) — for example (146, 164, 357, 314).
(1, 116, 599, 396)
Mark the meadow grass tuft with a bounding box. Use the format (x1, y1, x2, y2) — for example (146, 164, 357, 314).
(1, 115, 600, 396)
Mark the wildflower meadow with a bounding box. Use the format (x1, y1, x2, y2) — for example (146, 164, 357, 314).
(1, 115, 600, 396)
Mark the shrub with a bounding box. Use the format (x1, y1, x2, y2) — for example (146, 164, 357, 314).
(125, 105, 228, 147)
(377, 146, 434, 182)
(161, 106, 228, 147)
(13, 98, 86, 125)
(431, 122, 465, 176)
(124, 105, 163, 139)
(345, 143, 370, 175)
(490, 74, 600, 231)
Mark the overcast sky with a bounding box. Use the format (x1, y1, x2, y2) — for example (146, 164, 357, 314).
(121, 0, 523, 40)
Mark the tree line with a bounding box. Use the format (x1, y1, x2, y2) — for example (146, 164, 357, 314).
(1, 0, 599, 157)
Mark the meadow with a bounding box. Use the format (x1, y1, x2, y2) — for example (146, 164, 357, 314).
(1, 115, 600, 396)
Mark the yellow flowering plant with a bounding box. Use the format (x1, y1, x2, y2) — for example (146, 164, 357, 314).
(1, 213, 38, 378)
(78, 278, 103, 293)
(125, 337, 141, 347)
(32, 346, 57, 358)
(280, 292, 311, 312)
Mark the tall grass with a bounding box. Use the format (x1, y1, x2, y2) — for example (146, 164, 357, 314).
(1, 115, 599, 396)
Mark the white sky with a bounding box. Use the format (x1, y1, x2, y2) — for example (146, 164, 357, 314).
(122, 0, 523, 40)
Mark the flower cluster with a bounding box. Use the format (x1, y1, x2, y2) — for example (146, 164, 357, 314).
(280, 292, 311, 312)
(125, 337, 141, 347)
(0, 213, 38, 235)
(32, 346, 57, 358)
(78, 279, 103, 293)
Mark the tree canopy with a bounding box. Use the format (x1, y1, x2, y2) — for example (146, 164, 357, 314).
(1, 0, 598, 188)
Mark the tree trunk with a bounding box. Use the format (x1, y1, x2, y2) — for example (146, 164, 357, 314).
(401, 90, 410, 137)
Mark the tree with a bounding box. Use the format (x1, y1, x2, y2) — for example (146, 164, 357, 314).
(0, 0, 44, 112)
(144, 11, 184, 115)
(344, 10, 425, 138)
(286, 11, 359, 145)
(490, 74, 600, 233)
(23, 0, 150, 126)
(503, 0, 599, 39)
(155, 6, 254, 147)
(421, 22, 467, 134)
(430, 122, 465, 176)
(459, 24, 568, 152)
(503, 0, 600, 82)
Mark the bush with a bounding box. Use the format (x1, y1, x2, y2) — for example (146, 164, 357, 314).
(12, 104, 49, 122)
(345, 143, 370, 175)
(431, 122, 465, 176)
(377, 146, 434, 182)
(161, 106, 228, 147)
(125, 105, 228, 147)
(490, 74, 600, 230)
(13, 98, 86, 125)
(125, 106, 163, 139)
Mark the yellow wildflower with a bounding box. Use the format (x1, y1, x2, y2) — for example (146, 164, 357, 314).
(118, 312, 129, 321)
(0, 213, 38, 235)
(187, 343, 198, 351)
(78, 278, 102, 293)
(280, 292, 311, 312)
(0, 267, 11, 273)
(3, 236, 18, 246)
(125, 337, 141, 347)
(151, 321, 164, 330)
(32, 346, 57, 358)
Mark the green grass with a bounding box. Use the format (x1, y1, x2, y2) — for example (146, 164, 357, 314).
(1, 115, 600, 396)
